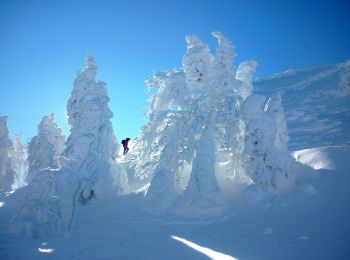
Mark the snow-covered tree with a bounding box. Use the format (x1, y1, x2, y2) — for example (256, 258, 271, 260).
(129, 69, 188, 192)
(59, 54, 127, 201)
(36, 54, 128, 233)
(131, 32, 293, 213)
(38, 113, 65, 158)
(11, 133, 28, 188)
(211, 31, 236, 96)
(174, 113, 227, 217)
(144, 113, 191, 213)
(8, 114, 66, 236)
(235, 60, 257, 101)
(131, 32, 249, 214)
(9, 55, 128, 236)
(0, 116, 15, 192)
(265, 93, 295, 190)
(26, 114, 65, 184)
(240, 94, 294, 202)
(183, 34, 214, 99)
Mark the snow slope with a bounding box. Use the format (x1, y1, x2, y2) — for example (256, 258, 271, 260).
(254, 61, 350, 150)
(1, 145, 349, 259)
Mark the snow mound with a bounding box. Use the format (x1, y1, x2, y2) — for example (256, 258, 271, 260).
(292, 147, 335, 170)
(292, 145, 350, 171)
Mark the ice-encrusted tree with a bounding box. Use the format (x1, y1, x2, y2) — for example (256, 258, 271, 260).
(240, 93, 294, 202)
(0, 116, 15, 192)
(8, 114, 66, 236)
(131, 32, 293, 214)
(265, 93, 294, 189)
(35, 54, 128, 234)
(182, 34, 214, 97)
(11, 133, 28, 188)
(138, 35, 225, 215)
(58, 54, 128, 201)
(38, 113, 65, 158)
(129, 69, 188, 191)
(174, 113, 228, 217)
(10, 55, 128, 236)
(26, 114, 65, 184)
(134, 33, 246, 216)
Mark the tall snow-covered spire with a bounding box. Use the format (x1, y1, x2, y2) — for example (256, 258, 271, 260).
(62, 54, 127, 201)
(77, 53, 98, 80)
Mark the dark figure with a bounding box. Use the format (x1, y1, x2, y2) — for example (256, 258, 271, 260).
(121, 137, 131, 155)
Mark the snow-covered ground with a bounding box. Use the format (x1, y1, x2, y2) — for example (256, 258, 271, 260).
(1, 145, 349, 259)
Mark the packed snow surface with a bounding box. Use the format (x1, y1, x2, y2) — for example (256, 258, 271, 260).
(1, 146, 349, 259)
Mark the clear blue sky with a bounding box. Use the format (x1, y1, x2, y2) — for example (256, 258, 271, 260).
(0, 0, 349, 143)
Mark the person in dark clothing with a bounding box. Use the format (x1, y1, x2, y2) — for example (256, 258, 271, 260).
(121, 137, 131, 155)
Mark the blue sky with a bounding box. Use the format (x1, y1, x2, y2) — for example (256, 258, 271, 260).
(0, 0, 349, 143)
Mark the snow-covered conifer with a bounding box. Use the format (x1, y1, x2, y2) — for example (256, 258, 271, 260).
(265, 94, 294, 190)
(59, 54, 127, 205)
(11, 133, 28, 188)
(183, 34, 214, 98)
(144, 114, 191, 213)
(25, 114, 65, 184)
(9, 55, 128, 236)
(235, 60, 257, 101)
(129, 32, 292, 214)
(130, 68, 187, 191)
(0, 116, 15, 192)
(143, 34, 229, 215)
(38, 113, 65, 158)
(211, 31, 236, 94)
(240, 94, 293, 201)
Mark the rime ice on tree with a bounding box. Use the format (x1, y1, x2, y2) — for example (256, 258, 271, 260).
(26, 114, 65, 184)
(130, 32, 293, 215)
(11, 133, 28, 188)
(8, 114, 66, 236)
(9, 55, 128, 236)
(240, 94, 294, 202)
(50, 55, 128, 231)
(60, 54, 127, 201)
(0, 116, 15, 192)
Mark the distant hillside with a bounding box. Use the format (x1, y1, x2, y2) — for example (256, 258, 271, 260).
(254, 61, 350, 150)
